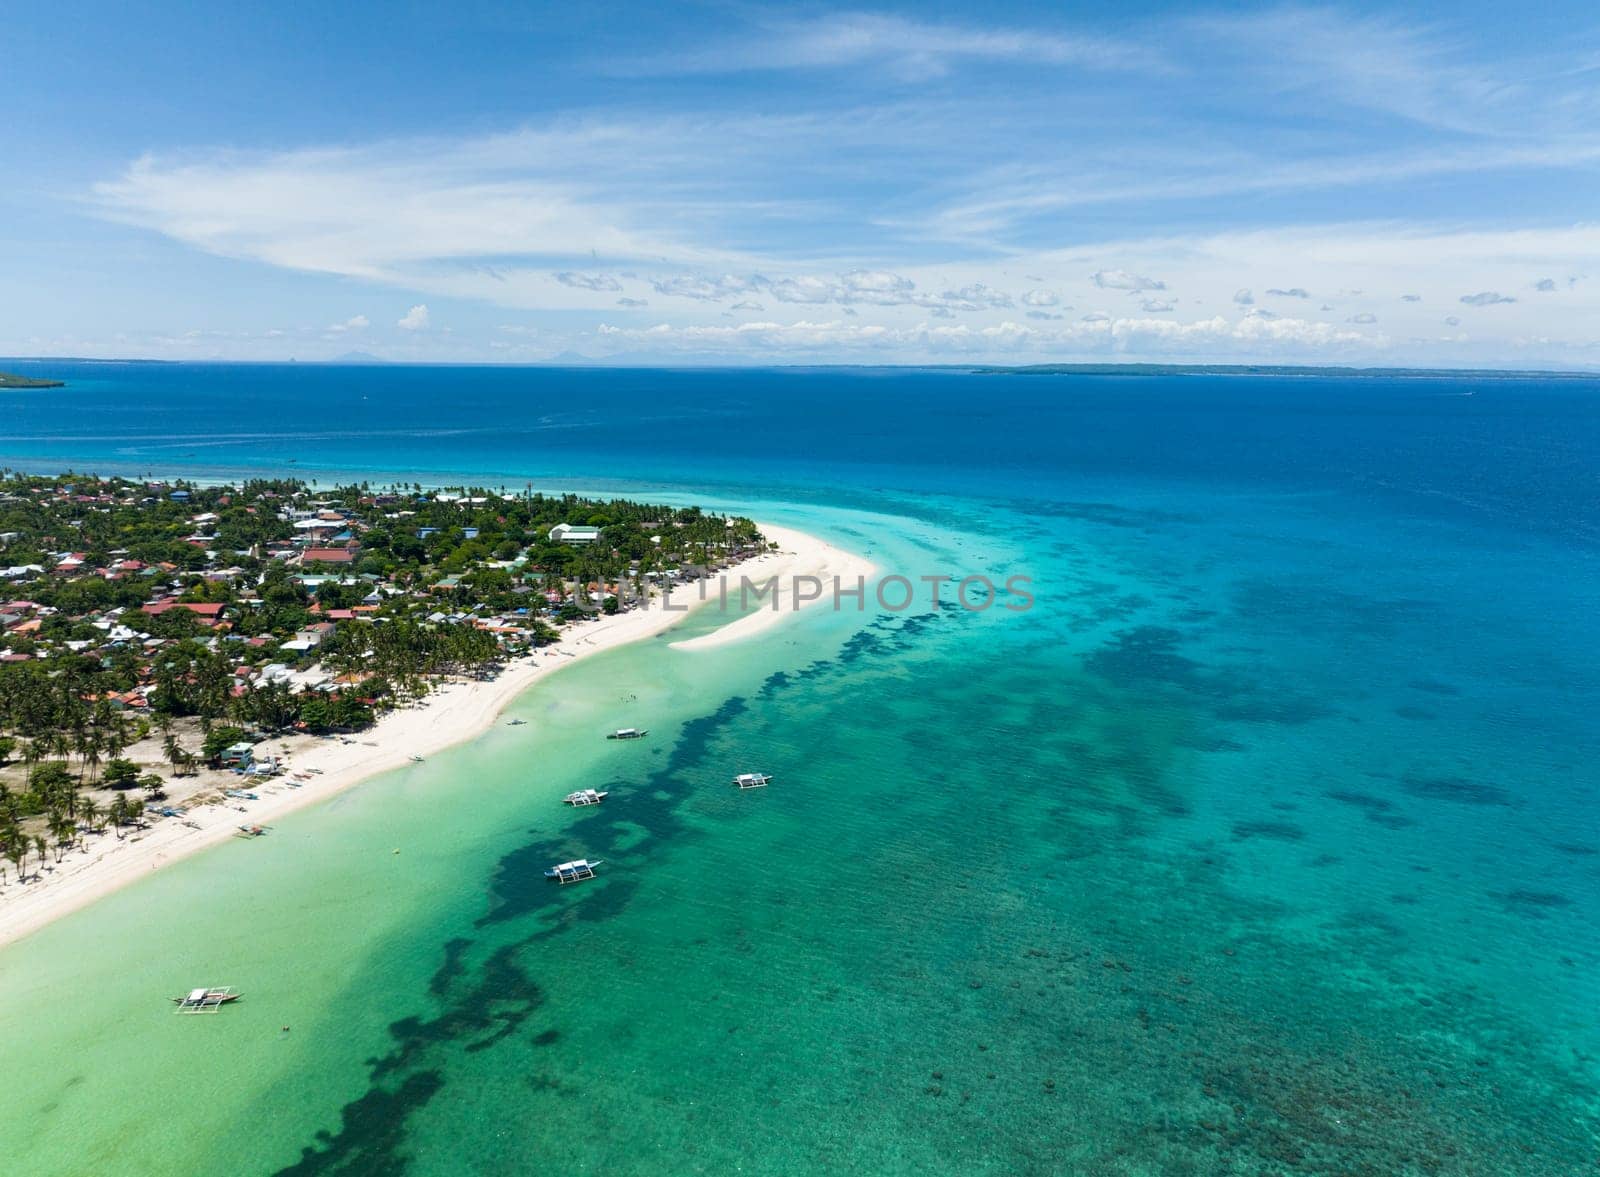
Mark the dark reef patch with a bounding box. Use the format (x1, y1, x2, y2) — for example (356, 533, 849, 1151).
(1400, 774, 1513, 807)
(1231, 820, 1307, 842)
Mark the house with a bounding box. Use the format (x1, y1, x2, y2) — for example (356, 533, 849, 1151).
(549, 524, 602, 544)
(220, 741, 254, 768)
(302, 547, 358, 566)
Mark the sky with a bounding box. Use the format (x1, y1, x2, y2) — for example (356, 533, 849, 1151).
(4, 1, 1600, 367)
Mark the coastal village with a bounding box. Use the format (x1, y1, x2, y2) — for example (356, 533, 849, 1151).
(0, 472, 766, 884)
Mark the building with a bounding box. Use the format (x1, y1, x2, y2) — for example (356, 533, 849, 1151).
(549, 524, 602, 544)
(220, 742, 254, 768)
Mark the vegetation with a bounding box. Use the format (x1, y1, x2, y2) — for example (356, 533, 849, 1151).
(0, 470, 765, 883)
(0, 372, 65, 389)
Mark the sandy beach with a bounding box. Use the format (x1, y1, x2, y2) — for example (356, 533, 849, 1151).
(0, 521, 873, 950)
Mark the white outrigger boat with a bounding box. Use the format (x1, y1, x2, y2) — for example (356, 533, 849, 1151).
(545, 858, 602, 884)
(563, 788, 608, 806)
(172, 986, 240, 1013)
(733, 772, 772, 790)
(606, 728, 648, 740)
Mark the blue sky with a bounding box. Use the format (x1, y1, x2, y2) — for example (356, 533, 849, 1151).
(4, 1, 1600, 366)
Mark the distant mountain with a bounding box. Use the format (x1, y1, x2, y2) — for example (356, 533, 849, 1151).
(328, 350, 389, 364)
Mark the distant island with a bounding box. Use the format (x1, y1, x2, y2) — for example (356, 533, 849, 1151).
(970, 362, 1600, 380)
(0, 372, 64, 389)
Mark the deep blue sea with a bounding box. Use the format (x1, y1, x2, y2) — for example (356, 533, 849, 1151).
(1, 361, 1596, 1174)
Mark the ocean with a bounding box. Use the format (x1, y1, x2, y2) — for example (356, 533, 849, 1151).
(0, 361, 1595, 1174)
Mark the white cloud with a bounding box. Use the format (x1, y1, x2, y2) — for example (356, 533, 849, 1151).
(589, 311, 1369, 358)
(616, 297, 648, 307)
(1348, 312, 1378, 324)
(1459, 291, 1515, 306)
(1140, 298, 1174, 312)
(1534, 278, 1557, 292)
(1021, 289, 1059, 307)
(1233, 288, 1254, 305)
(730, 300, 764, 311)
(1401, 293, 1421, 301)
(557, 271, 623, 291)
(1091, 269, 1165, 292)
(652, 274, 755, 301)
(326, 314, 369, 333)
(635, 13, 1161, 80)
(1266, 287, 1310, 298)
(397, 304, 430, 331)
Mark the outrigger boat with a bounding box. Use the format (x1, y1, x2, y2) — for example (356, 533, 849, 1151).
(507, 718, 527, 726)
(409, 754, 425, 763)
(563, 789, 608, 806)
(545, 858, 602, 884)
(172, 986, 240, 1013)
(606, 728, 648, 740)
(733, 772, 772, 789)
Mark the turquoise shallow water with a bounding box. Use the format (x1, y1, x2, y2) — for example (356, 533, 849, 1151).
(0, 365, 1597, 1174)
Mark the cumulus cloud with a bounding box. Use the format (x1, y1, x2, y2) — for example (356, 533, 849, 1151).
(941, 283, 1013, 309)
(652, 274, 755, 301)
(616, 297, 648, 307)
(397, 304, 430, 331)
(1401, 293, 1421, 301)
(1347, 312, 1378, 324)
(1266, 287, 1310, 298)
(1021, 289, 1059, 307)
(1233, 289, 1254, 305)
(1140, 298, 1175, 312)
(1534, 278, 1557, 292)
(589, 312, 1367, 357)
(1459, 291, 1515, 306)
(326, 314, 369, 333)
(1091, 269, 1166, 292)
(557, 271, 623, 291)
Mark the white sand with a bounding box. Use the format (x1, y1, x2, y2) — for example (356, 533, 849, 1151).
(0, 522, 871, 949)
(668, 522, 876, 651)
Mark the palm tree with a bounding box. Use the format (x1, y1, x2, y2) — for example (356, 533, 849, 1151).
(163, 732, 186, 776)
(32, 835, 47, 878)
(50, 812, 73, 862)
(108, 795, 129, 839)
(79, 797, 101, 836)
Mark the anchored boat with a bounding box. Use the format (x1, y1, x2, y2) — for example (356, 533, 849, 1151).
(606, 728, 648, 740)
(172, 986, 240, 1013)
(545, 858, 603, 884)
(563, 789, 608, 806)
(733, 772, 772, 789)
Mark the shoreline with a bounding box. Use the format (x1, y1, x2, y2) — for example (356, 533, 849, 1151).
(0, 520, 874, 950)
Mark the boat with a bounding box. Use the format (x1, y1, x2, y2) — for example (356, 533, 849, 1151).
(544, 858, 602, 884)
(507, 718, 527, 726)
(236, 825, 267, 838)
(409, 754, 425, 763)
(606, 728, 648, 740)
(563, 789, 608, 806)
(733, 772, 772, 789)
(172, 986, 241, 1013)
